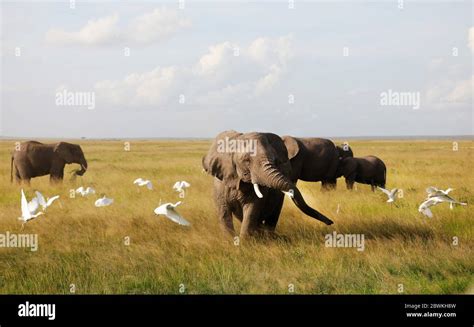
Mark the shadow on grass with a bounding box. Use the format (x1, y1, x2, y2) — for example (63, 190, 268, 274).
(284, 220, 435, 242)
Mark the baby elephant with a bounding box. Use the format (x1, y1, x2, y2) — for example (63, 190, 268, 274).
(337, 155, 386, 191)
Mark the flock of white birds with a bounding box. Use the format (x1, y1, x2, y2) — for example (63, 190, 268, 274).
(18, 178, 192, 226)
(18, 180, 466, 227)
(377, 186, 467, 218)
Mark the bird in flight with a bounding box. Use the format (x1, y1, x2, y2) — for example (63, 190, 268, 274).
(34, 191, 60, 211)
(377, 186, 399, 203)
(173, 181, 191, 193)
(134, 178, 153, 190)
(154, 201, 190, 226)
(18, 189, 44, 223)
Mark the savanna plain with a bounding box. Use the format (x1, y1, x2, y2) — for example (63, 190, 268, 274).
(0, 139, 472, 294)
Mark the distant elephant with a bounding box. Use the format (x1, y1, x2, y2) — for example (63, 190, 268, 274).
(337, 156, 386, 191)
(281, 136, 353, 190)
(11, 141, 88, 184)
(202, 131, 333, 238)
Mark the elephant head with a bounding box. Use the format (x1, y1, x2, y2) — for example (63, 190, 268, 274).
(54, 142, 88, 176)
(336, 143, 353, 159)
(203, 131, 333, 225)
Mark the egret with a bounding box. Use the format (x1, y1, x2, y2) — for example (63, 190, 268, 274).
(18, 189, 43, 223)
(426, 187, 466, 209)
(34, 191, 60, 210)
(76, 186, 96, 197)
(95, 196, 114, 207)
(426, 186, 453, 198)
(154, 201, 190, 226)
(134, 178, 153, 190)
(173, 181, 191, 193)
(377, 186, 399, 203)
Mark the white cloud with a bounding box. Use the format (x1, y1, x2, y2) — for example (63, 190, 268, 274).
(468, 26, 474, 54)
(425, 75, 473, 105)
(46, 8, 190, 46)
(94, 36, 293, 107)
(247, 35, 293, 67)
(46, 14, 120, 45)
(445, 76, 473, 103)
(126, 8, 191, 44)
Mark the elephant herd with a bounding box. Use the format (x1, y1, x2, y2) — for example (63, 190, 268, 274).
(202, 131, 387, 237)
(10, 133, 387, 238)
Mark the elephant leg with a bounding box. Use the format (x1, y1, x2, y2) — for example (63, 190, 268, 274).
(50, 170, 64, 183)
(322, 179, 337, 191)
(261, 192, 284, 233)
(346, 180, 354, 190)
(17, 166, 31, 185)
(240, 202, 263, 238)
(14, 166, 22, 184)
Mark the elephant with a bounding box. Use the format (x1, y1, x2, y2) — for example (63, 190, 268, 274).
(281, 136, 353, 190)
(11, 141, 88, 184)
(202, 131, 333, 238)
(336, 155, 386, 191)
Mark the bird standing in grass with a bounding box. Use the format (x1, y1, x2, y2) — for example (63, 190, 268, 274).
(95, 195, 114, 207)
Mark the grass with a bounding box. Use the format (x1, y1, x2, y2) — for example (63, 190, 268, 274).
(0, 139, 473, 294)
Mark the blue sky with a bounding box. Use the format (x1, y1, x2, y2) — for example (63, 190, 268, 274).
(1, 1, 472, 138)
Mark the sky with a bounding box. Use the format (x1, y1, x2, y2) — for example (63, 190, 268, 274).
(1, 0, 473, 138)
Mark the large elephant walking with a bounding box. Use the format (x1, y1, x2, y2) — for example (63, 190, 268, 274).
(11, 141, 88, 184)
(281, 136, 353, 190)
(202, 131, 333, 238)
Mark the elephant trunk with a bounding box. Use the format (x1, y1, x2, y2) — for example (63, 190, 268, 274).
(253, 161, 334, 225)
(75, 157, 88, 176)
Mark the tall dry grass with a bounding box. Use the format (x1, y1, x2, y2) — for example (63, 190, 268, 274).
(0, 139, 472, 294)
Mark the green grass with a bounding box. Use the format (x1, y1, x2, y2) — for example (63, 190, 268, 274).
(0, 139, 473, 294)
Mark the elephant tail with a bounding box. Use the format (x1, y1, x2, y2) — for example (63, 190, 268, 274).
(10, 156, 13, 183)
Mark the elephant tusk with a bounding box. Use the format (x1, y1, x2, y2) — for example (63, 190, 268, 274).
(282, 189, 295, 198)
(253, 183, 264, 198)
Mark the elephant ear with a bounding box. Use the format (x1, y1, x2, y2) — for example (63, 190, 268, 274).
(54, 142, 74, 164)
(282, 136, 300, 160)
(202, 131, 241, 187)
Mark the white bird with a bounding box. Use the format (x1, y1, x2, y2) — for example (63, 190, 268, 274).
(27, 196, 40, 215)
(154, 201, 190, 226)
(18, 189, 44, 223)
(418, 197, 444, 218)
(94, 196, 114, 207)
(173, 181, 191, 193)
(133, 178, 153, 190)
(76, 186, 96, 197)
(426, 186, 453, 198)
(377, 186, 399, 203)
(426, 187, 467, 210)
(418, 195, 467, 218)
(34, 191, 60, 210)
